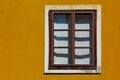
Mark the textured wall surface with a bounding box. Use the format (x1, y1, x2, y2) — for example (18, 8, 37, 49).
(0, 0, 120, 80)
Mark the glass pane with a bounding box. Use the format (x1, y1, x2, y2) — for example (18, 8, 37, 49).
(75, 31, 92, 47)
(54, 31, 69, 46)
(54, 14, 70, 29)
(75, 48, 92, 64)
(54, 48, 70, 64)
(75, 14, 92, 29)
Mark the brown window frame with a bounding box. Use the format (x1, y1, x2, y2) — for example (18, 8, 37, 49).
(49, 10, 97, 70)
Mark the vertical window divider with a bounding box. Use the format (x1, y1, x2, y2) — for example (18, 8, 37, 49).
(70, 12, 75, 66)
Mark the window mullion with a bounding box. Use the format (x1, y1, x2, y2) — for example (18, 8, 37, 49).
(70, 12, 75, 66)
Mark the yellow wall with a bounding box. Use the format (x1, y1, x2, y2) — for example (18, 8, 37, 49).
(0, 0, 120, 80)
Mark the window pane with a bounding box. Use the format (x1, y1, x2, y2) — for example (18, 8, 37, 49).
(54, 31, 69, 46)
(54, 48, 70, 64)
(54, 14, 70, 29)
(75, 31, 92, 47)
(75, 14, 92, 29)
(75, 48, 92, 64)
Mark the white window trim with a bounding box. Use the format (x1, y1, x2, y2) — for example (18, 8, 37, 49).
(44, 5, 101, 73)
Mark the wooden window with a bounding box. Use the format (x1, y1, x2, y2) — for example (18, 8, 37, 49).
(49, 10, 97, 69)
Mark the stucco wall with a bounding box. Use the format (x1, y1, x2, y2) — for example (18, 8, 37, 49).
(0, 0, 120, 80)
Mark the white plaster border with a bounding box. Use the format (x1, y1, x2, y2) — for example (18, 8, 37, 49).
(44, 5, 101, 73)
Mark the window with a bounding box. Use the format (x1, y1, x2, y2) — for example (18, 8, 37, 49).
(45, 5, 101, 73)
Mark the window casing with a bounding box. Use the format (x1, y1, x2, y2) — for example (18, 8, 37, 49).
(45, 5, 101, 73)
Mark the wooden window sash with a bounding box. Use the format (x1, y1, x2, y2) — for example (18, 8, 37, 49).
(70, 12, 75, 66)
(49, 10, 97, 69)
